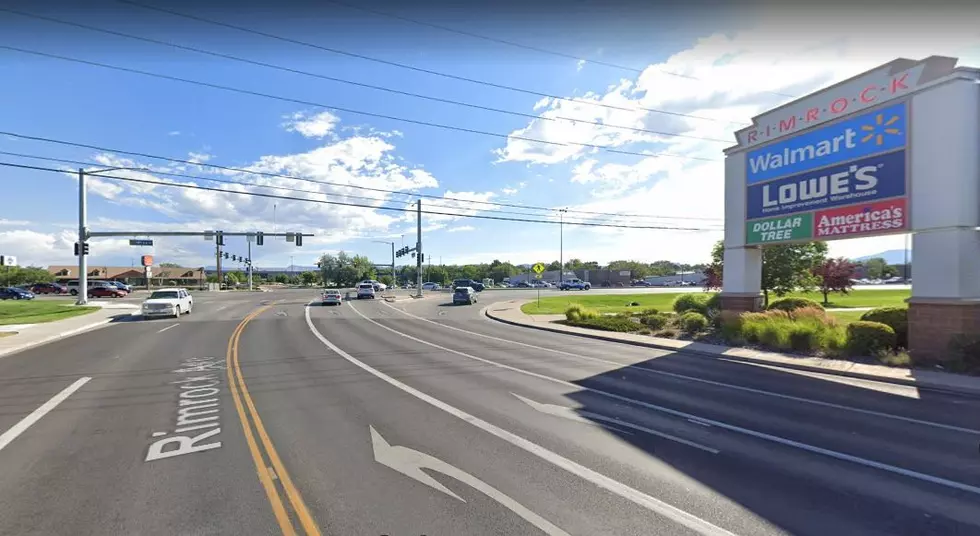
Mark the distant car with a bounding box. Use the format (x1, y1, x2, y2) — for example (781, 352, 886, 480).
(30, 282, 67, 295)
(321, 289, 343, 306)
(141, 288, 193, 318)
(422, 282, 441, 291)
(108, 281, 132, 293)
(559, 278, 591, 291)
(357, 283, 376, 299)
(88, 284, 126, 298)
(359, 280, 387, 292)
(451, 279, 485, 292)
(453, 286, 478, 305)
(0, 287, 34, 300)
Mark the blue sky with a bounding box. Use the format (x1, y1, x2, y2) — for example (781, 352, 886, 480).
(1, 1, 977, 269)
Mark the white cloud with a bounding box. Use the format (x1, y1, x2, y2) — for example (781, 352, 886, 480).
(576, 59, 586, 72)
(283, 111, 341, 139)
(167, 131, 181, 136)
(188, 152, 212, 164)
(501, 188, 518, 195)
(446, 225, 475, 233)
(491, 18, 980, 261)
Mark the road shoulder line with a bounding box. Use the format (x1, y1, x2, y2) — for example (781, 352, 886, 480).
(0, 376, 91, 452)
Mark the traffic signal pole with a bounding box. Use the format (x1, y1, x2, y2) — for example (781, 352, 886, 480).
(416, 199, 423, 298)
(77, 169, 88, 305)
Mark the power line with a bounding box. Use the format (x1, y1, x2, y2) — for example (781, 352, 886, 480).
(0, 161, 722, 231)
(3, 149, 714, 225)
(323, 0, 798, 100)
(117, 0, 749, 128)
(0, 45, 716, 163)
(0, 8, 732, 146)
(0, 130, 724, 222)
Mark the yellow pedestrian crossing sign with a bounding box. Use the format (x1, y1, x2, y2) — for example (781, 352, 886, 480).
(532, 263, 546, 274)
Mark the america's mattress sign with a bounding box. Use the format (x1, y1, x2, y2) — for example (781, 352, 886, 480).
(746, 102, 907, 184)
(746, 150, 906, 220)
(813, 198, 908, 239)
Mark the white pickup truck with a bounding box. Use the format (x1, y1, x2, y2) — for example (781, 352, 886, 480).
(559, 278, 591, 291)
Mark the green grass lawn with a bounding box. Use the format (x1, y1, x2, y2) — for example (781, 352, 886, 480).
(520, 288, 910, 315)
(827, 309, 867, 325)
(0, 301, 100, 326)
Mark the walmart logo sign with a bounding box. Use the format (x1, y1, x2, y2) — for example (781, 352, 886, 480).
(746, 101, 907, 184)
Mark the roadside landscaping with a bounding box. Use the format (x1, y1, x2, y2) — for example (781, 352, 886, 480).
(0, 301, 100, 326)
(521, 288, 910, 319)
(551, 293, 979, 375)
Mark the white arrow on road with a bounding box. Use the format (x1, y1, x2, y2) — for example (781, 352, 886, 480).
(369, 426, 570, 536)
(512, 394, 719, 454)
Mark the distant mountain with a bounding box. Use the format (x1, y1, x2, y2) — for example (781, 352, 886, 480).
(853, 250, 910, 265)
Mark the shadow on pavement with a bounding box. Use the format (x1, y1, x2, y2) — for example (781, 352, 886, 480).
(561, 348, 980, 536)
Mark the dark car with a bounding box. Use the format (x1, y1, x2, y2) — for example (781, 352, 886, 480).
(0, 287, 34, 300)
(452, 286, 478, 305)
(451, 279, 485, 292)
(30, 282, 67, 294)
(88, 285, 125, 298)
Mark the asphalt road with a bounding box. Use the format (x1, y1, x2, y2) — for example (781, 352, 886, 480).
(0, 287, 976, 535)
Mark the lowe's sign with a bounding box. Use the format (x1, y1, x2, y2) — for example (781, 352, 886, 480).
(746, 102, 907, 184)
(746, 150, 906, 220)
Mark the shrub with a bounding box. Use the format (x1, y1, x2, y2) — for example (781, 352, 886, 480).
(640, 313, 669, 330)
(640, 308, 659, 316)
(768, 297, 824, 313)
(679, 311, 709, 334)
(860, 307, 908, 348)
(705, 292, 722, 312)
(875, 349, 912, 367)
(654, 328, 679, 338)
(735, 309, 846, 355)
(846, 321, 896, 356)
(947, 334, 980, 374)
(565, 304, 598, 322)
(566, 316, 640, 333)
(672, 293, 710, 315)
(718, 311, 744, 343)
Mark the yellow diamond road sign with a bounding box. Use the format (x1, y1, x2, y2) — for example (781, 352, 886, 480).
(532, 262, 545, 274)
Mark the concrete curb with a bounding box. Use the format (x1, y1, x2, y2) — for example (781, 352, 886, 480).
(0, 313, 131, 360)
(484, 303, 980, 398)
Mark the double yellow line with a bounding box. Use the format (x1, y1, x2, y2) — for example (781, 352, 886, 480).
(226, 305, 322, 536)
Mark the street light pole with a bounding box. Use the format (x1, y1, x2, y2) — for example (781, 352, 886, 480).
(558, 208, 568, 284)
(372, 240, 396, 288)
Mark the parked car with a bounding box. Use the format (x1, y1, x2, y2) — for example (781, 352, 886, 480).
(65, 279, 107, 296)
(422, 282, 441, 291)
(108, 281, 132, 293)
(0, 287, 34, 300)
(451, 279, 485, 292)
(321, 289, 343, 306)
(88, 284, 126, 298)
(141, 288, 193, 318)
(30, 282, 67, 295)
(559, 278, 591, 291)
(452, 286, 478, 305)
(357, 283, 376, 299)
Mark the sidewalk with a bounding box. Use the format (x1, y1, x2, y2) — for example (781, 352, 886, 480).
(0, 307, 137, 359)
(485, 300, 980, 397)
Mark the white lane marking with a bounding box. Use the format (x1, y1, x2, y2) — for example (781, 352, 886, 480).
(371, 426, 571, 536)
(512, 393, 718, 454)
(0, 377, 91, 452)
(360, 303, 980, 497)
(307, 304, 736, 536)
(215, 305, 229, 312)
(381, 302, 980, 436)
(157, 324, 179, 334)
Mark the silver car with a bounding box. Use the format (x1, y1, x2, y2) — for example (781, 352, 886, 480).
(356, 283, 376, 299)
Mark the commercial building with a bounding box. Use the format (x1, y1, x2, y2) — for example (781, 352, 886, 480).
(47, 264, 206, 288)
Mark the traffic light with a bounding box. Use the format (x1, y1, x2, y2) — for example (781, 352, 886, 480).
(296, 233, 303, 247)
(232, 255, 238, 261)
(420, 253, 424, 264)
(224, 252, 229, 259)
(256, 232, 264, 246)
(74, 242, 90, 256)
(216, 231, 224, 246)
(74, 242, 79, 256)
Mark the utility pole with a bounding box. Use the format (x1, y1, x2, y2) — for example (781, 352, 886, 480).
(391, 242, 395, 286)
(77, 169, 88, 305)
(559, 207, 568, 284)
(247, 238, 253, 291)
(416, 199, 423, 297)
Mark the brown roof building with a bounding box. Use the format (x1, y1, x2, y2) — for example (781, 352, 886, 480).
(47, 265, 206, 287)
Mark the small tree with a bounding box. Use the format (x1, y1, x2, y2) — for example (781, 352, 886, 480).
(813, 257, 857, 305)
(274, 274, 289, 284)
(300, 271, 319, 286)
